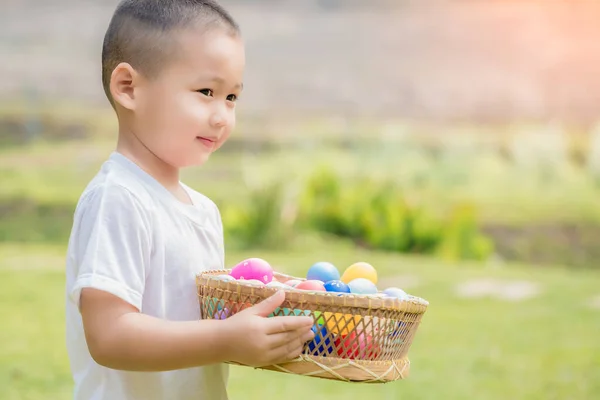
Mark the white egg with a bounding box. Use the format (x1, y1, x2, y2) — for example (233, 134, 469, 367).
(214, 274, 235, 281)
(244, 279, 265, 286)
(383, 287, 409, 300)
(266, 281, 287, 288)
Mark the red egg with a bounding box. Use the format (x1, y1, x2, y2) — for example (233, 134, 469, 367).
(295, 280, 326, 292)
(334, 332, 380, 360)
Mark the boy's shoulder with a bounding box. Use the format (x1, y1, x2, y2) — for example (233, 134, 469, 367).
(75, 153, 221, 223)
(73, 154, 165, 229)
(79, 157, 153, 208)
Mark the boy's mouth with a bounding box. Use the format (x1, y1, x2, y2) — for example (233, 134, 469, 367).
(196, 136, 216, 148)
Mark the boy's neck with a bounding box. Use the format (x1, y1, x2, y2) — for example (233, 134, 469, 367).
(116, 130, 190, 203)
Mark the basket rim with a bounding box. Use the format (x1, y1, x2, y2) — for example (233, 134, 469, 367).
(196, 269, 429, 314)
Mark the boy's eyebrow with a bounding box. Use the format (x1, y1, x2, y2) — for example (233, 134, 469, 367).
(204, 76, 243, 90)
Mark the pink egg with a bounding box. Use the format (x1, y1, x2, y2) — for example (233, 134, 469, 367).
(230, 258, 274, 284)
(295, 280, 326, 292)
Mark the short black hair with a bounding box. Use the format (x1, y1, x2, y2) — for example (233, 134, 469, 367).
(101, 0, 240, 107)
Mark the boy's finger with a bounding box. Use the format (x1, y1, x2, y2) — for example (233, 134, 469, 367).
(268, 342, 305, 365)
(265, 315, 314, 334)
(268, 326, 314, 348)
(243, 290, 286, 317)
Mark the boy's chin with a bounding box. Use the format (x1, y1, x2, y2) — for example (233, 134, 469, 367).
(184, 152, 213, 168)
(167, 149, 215, 169)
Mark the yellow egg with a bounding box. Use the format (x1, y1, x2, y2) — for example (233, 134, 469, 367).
(323, 312, 362, 336)
(340, 262, 377, 285)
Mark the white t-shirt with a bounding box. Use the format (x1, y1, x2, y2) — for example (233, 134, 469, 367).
(65, 152, 229, 400)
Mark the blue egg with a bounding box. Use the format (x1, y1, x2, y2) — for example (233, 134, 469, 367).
(323, 280, 351, 293)
(389, 321, 409, 342)
(307, 261, 340, 283)
(307, 324, 334, 355)
(348, 278, 378, 295)
(206, 298, 224, 316)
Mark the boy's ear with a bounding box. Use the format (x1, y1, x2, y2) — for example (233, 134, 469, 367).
(110, 62, 139, 111)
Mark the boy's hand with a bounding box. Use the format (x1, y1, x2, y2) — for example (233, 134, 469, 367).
(223, 290, 315, 367)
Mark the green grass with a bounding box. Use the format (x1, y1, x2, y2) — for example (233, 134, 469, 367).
(1, 240, 599, 400)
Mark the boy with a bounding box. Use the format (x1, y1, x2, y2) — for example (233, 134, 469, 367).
(64, 1, 315, 399)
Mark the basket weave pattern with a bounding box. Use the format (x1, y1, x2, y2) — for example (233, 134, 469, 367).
(196, 270, 428, 383)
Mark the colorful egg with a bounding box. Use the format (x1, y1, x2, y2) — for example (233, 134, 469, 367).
(284, 279, 302, 287)
(295, 280, 326, 292)
(383, 287, 409, 300)
(341, 262, 378, 285)
(229, 302, 253, 315)
(244, 279, 265, 286)
(268, 307, 311, 318)
(270, 309, 324, 327)
(214, 274, 236, 282)
(206, 298, 223, 317)
(323, 280, 351, 293)
(335, 332, 381, 360)
(214, 307, 230, 320)
(230, 258, 273, 284)
(266, 281, 289, 289)
(389, 321, 410, 340)
(323, 312, 362, 336)
(314, 311, 325, 326)
(306, 261, 340, 283)
(348, 278, 378, 295)
(307, 324, 335, 356)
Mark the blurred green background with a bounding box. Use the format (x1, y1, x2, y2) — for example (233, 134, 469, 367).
(2, 1, 600, 399)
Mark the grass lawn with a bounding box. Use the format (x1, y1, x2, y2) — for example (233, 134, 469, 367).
(1, 240, 599, 400)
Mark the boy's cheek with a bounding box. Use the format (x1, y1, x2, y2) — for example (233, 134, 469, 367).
(215, 131, 231, 151)
(184, 103, 212, 125)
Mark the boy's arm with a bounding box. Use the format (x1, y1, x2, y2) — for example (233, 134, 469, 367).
(81, 288, 314, 371)
(72, 186, 313, 371)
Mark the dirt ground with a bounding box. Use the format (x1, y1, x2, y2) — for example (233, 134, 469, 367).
(2, 0, 600, 123)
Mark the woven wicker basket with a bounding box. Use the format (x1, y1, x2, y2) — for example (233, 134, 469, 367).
(196, 269, 428, 383)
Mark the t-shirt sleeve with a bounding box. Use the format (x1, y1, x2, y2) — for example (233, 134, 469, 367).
(67, 184, 152, 312)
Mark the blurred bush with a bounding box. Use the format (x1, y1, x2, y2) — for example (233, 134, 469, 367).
(0, 198, 73, 243)
(0, 112, 94, 147)
(6, 174, 598, 267)
(216, 163, 494, 262)
(295, 165, 494, 262)
(221, 181, 295, 251)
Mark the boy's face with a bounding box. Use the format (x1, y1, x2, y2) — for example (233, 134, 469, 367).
(127, 28, 245, 169)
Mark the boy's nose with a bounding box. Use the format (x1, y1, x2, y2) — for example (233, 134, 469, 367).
(209, 107, 229, 128)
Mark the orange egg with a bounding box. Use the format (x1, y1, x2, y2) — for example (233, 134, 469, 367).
(323, 312, 362, 336)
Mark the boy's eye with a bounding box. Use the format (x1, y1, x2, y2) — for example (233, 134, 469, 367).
(198, 89, 213, 97)
(197, 89, 236, 102)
